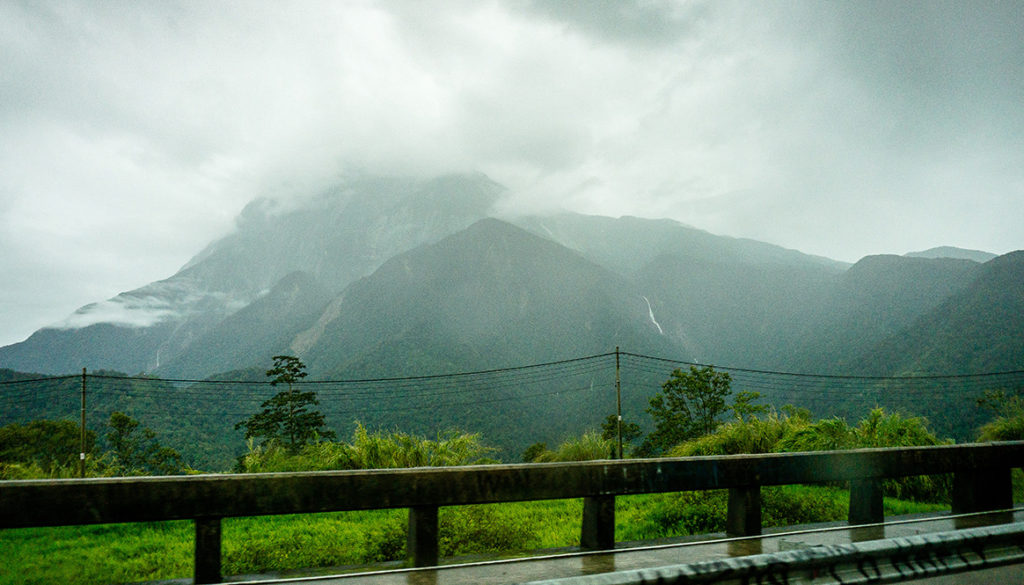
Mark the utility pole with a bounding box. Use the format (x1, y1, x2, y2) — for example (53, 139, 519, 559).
(80, 367, 87, 478)
(615, 347, 622, 459)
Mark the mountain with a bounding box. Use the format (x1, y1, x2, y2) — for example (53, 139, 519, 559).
(905, 246, 997, 263)
(0, 173, 504, 376)
(781, 254, 984, 373)
(3, 172, 1019, 382)
(154, 271, 334, 379)
(851, 251, 1024, 375)
(297, 218, 679, 378)
(2, 172, 1023, 461)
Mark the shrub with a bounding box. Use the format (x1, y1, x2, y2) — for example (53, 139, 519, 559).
(670, 411, 800, 456)
(235, 424, 496, 472)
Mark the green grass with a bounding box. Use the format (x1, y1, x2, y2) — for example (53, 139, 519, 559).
(0, 485, 949, 584)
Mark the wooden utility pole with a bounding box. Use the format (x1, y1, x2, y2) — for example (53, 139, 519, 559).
(615, 347, 622, 459)
(80, 367, 87, 478)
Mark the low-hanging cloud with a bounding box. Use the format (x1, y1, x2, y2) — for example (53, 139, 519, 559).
(0, 0, 1022, 346)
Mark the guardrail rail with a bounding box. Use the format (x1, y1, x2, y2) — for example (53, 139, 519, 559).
(2, 441, 1022, 583)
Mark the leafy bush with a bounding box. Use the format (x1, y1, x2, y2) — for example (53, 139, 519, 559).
(439, 505, 540, 556)
(979, 415, 1024, 441)
(667, 407, 952, 503)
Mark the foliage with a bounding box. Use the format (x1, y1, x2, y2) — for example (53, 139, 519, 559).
(615, 485, 943, 543)
(731, 390, 769, 422)
(853, 408, 946, 449)
(519, 431, 615, 462)
(668, 406, 952, 502)
(639, 365, 745, 456)
(521, 442, 548, 463)
(669, 410, 801, 457)
(234, 356, 336, 451)
(776, 416, 855, 452)
(600, 414, 643, 454)
(0, 419, 95, 473)
(979, 415, 1024, 442)
(0, 454, 119, 480)
(439, 505, 540, 556)
(235, 423, 496, 472)
(106, 412, 185, 476)
(977, 389, 1024, 441)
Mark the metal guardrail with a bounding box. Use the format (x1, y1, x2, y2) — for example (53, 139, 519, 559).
(520, 520, 1024, 585)
(2, 441, 1023, 583)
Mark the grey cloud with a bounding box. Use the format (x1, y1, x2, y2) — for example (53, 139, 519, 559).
(0, 0, 1022, 346)
(522, 0, 709, 48)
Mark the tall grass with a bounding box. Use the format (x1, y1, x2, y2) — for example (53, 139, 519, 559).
(524, 431, 615, 462)
(978, 414, 1024, 442)
(236, 423, 496, 472)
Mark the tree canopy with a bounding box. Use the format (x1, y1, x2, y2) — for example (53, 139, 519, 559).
(639, 365, 734, 456)
(235, 355, 336, 451)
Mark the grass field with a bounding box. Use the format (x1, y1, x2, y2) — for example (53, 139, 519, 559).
(0, 485, 946, 585)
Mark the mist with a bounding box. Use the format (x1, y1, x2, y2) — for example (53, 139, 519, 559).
(1, 0, 1022, 346)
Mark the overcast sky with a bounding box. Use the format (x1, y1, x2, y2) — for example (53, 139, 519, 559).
(1, 0, 1022, 347)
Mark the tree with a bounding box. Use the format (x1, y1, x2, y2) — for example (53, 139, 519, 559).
(731, 391, 769, 422)
(0, 420, 95, 472)
(106, 411, 184, 475)
(235, 355, 336, 451)
(600, 414, 642, 454)
(639, 365, 733, 456)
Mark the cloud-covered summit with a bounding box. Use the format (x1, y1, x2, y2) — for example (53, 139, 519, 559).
(1, 0, 1022, 346)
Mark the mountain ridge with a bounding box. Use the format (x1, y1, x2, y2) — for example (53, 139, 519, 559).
(0, 173, 1016, 382)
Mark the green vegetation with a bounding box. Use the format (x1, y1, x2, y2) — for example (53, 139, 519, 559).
(641, 365, 734, 455)
(3, 359, 1018, 583)
(0, 419, 94, 475)
(235, 423, 496, 472)
(600, 413, 643, 455)
(0, 412, 181, 479)
(976, 389, 1024, 441)
(0, 486, 946, 585)
(106, 411, 184, 476)
(638, 365, 766, 456)
(669, 407, 951, 503)
(234, 356, 336, 451)
(522, 431, 615, 462)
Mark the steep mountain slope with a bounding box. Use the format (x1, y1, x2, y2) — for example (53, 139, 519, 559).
(512, 213, 847, 278)
(786, 255, 983, 373)
(512, 213, 849, 370)
(297, 218, 678, 378)
(155, 271, 334, 379)
(851, 251, 1024, 375)
(1, 171, 1014, 385)
(0, 173, 503, 375)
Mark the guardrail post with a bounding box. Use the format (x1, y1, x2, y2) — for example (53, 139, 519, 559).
(727, 486, 761, 536)
(581, 495, 615, 550)
(849, 478, 884, 525)
(194, 517, 222, 584)
(953, 467, 1012, 514)
(408, 505, 439, 567)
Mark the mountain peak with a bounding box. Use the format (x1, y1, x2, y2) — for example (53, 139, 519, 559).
(904, 246, 996, 263)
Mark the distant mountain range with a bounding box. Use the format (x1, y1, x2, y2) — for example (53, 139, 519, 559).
(2, 172, 1019, 380)
(2, 172, 1021, 466)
